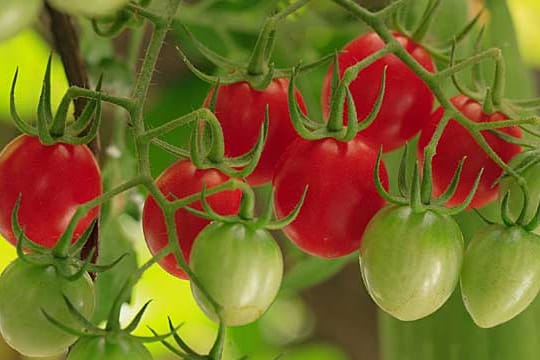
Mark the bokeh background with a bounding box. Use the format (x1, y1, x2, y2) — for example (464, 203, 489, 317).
(0, 0, 539, 359)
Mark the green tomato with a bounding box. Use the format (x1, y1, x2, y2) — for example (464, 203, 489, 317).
(48, 0, 130, 17)
(0, 0, 43, 42)
(501, 160, 540, 231)
(190, 222, 283, 327)
(360, 205, 464, 321)
(460, 224, 540, 328)
(0, 259, 95, 357)
(68, 334, 151, 360)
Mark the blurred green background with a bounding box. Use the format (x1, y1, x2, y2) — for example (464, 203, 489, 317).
(0, 0, 539, 359)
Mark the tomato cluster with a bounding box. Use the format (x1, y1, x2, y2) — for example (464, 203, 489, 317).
(0, 0, 537, 357)
(0, 135, 101, 357)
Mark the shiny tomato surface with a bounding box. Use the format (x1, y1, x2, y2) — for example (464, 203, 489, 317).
(142, 160, 241, 279)
(273, 137, 388, 258)
(322, 32, 435, 152)
(418, 95, 522, 209)
(204, 79, 307, 185)
(0, 135, 101, 247)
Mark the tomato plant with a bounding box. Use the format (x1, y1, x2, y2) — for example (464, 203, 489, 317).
(321, 31, 435, 152)
(1, 0, 539, 358)
(68, 335, 151, 360)
(418, 95, 522, 209)
(273, 137, 388, 258)
(142, 159, 242, 279)
(48, 0, 130, 17)
(0, 0, 42, 42)
(0, 259, 95, 357)
(360, 205, 464, 321)
(0, 135, 102, 248)
(461, 224, 540, 328)
(190, 222, 283, 327)
(204, 79, 307, 186)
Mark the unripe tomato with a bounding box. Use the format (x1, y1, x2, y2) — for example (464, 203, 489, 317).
(0, 135, 102, 248)
(0, 0, 43, 42)
(360, 205, 464, 321)
(461, 224, 540, 328)
(68, 335, 151, 360)
(0, 259, 95, 357)
(190, 222, 283, 326)
(418, 95, 521, 209)
(142, 160, 241, 279)
(321, 32, 435, 152)
(204, 79, 307, 185)
(47, 0, 130, 17)
(273, 137, 388, 258)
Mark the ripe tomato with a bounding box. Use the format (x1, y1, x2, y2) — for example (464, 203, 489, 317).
(418, 95, 522, 209)
(360, 205, 464, 321)
(0, 259, 95, 357)
(321, 32, 435, 152)
(142, 160, 241, 279)
(0, 0, 42, 42)
(0, 135, 102, 248)
(48, 0, 129, 17)
(273, 137, 388, 258)
(190, 222, 283, 326)
(68, 335, 151, 360)
(460, 224, 540, 328)
(204, 79, 307, 186)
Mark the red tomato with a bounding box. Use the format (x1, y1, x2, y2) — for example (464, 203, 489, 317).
(273, 137, 388, 258)
(204, 79, 307, 186)
(0, 135, 101, 248)
(321, 32, 435, 152)
(142, 160, 241, 279)
(418, 95, 522, 209)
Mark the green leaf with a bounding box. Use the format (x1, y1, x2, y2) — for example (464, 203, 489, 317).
(281, 254, 354, 292)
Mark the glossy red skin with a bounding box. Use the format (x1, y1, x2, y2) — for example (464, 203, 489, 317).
(273, 137, 389, 258)
(0, 135, 101, 248)
(322, 32, 435, 152)
(418, 95, 522, 209)
(204, 79, 307, 186)
(142, 160, 241, 279)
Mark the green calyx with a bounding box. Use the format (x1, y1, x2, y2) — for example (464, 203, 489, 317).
(175, 0, 332, 91)
(287, 53, 388, 142)
(184, 180, 307, 230)
(140, 87, 268, 180)
(374, 144, 483, 215)
(91, 0, 152, 38)
(149, 319, 226, 360)
(10, 55, 103, 146)
(446, 28, 540, 123)
(495, 152, 540, 231)
(392, 0, 482, 63)
(44, 296, 179, 352)
(189, 104, 269, 180)
(11, 196, 125, 281)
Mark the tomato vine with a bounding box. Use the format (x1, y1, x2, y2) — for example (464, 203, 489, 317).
(1, 0, 540, 358)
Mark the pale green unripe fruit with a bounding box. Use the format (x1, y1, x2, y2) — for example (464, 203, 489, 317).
(190, 222, 283, 327)
(461, 225, 540, 328)
(0, 0, 42, 42)
(360, 205, 464, 321)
